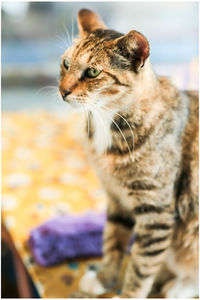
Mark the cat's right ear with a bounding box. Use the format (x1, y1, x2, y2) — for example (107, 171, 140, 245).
(114, 30, 150, 72)
(78, 9, 107, 37)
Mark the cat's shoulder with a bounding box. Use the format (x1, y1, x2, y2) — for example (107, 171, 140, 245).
(184, 90, 199, 111)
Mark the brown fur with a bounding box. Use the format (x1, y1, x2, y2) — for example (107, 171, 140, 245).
(59, 9, 199, 298)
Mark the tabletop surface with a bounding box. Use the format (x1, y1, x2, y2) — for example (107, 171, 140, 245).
(2, 111, 115, 298)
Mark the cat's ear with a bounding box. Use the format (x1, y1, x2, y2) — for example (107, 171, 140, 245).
(78, 9, 107, 37)
(115, 30, 150, 72)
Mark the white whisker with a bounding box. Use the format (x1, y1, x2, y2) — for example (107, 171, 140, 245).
(63, 23, 72, 47)
(87, 110, 90, 138)
(56, 33, 69, 49)
(79, 103, 86, 126)
(100, 104, 134, 153)
(71, 17, 74, 44)
(87, 103, 112, 155)
(82, 104, 90, 138)
(56, 44, 67, 51)
(90, 102, 134, 161)
(34, 86, 58, 98)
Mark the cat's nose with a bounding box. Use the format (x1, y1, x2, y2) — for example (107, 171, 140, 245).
(60, 89, 72, 99)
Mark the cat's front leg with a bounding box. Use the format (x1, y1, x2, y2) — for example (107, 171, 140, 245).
(121, 204, 174, 298)
(97, 213, 134, 289)
(79, 211, 134, 295)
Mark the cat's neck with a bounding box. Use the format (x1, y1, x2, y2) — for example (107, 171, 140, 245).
(89, 108, 115, 155)
(87, 60, 176, 156)
(128, 58, 158, 110)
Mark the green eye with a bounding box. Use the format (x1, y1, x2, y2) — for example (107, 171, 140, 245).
(63, 59, 70, 70)
(85, 68, 101, 78)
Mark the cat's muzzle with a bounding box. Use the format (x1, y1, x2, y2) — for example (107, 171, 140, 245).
(60, 89, 72, 100)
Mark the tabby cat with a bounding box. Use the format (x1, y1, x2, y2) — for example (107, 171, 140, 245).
(59, 9, 199, 298)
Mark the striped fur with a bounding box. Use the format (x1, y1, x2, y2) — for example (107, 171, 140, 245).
(59, 9, 199, 298)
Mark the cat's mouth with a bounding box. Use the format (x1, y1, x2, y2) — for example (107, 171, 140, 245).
(62, 95, 89, 110)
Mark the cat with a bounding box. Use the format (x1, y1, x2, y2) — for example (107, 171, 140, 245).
(59, 9, 199, 298)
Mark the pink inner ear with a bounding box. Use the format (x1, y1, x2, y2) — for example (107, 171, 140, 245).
(115, 30, 150, 68)
(134, 32, 150, 65)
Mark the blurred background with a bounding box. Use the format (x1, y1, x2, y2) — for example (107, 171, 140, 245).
(2, 1, 199, 111)
(1, 2, 199, 298)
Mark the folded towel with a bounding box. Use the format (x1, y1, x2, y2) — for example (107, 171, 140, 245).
(29, 212, 106, 266)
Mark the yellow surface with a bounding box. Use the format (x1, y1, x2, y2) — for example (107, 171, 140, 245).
(2, 111, 109, 298)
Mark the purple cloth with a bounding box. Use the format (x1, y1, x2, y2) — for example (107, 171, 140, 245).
(29, 212, 106, 266)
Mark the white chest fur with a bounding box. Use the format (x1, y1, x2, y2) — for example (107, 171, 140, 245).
(90, 109, 114, 155)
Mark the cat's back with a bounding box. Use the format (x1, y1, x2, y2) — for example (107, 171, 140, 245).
(181, 90, 198, 187)
(166, 90, 198, 279)
(184, 90, 199, 137)
(176, 89, 198, 220)
(182, 90, 198, 166)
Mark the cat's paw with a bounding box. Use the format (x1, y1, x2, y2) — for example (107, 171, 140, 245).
(79, 270, 107, 295)
(165, 284, 198, 298)
(96, 265, 118, 290)
(163, 278, 199, 298)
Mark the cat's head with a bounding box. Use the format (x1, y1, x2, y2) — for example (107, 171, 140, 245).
(59, 9, 150, 111)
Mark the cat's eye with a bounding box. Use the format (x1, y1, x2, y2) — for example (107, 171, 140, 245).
(85, 68, 101, 78)
(63, 59, 70, 70)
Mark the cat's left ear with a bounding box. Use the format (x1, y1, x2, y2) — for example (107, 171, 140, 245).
(115, 30, 150, 72)
(78, 9, 107, 37)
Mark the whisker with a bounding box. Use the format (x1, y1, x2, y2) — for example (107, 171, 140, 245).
(56, 44, 67, 51)
(37, 85, 58, 92)
(100, 104, 134, 153)
(88, 103, 111, 155)
(90, 103, 134, 161)
(56, 34, 69, 49)
(81, 104, 90, 138)
(34, 86, 58, 98)
(86, 107, 90, 138)
(71, 17, 74, 44)
(63, 23, 72, 47)
(79, 103, 86, 125)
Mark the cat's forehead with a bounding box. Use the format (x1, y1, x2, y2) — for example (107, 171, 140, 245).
(62, 29, 123, 64)
(63, 40, 105, 66)
(63, 48, 96, 68)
